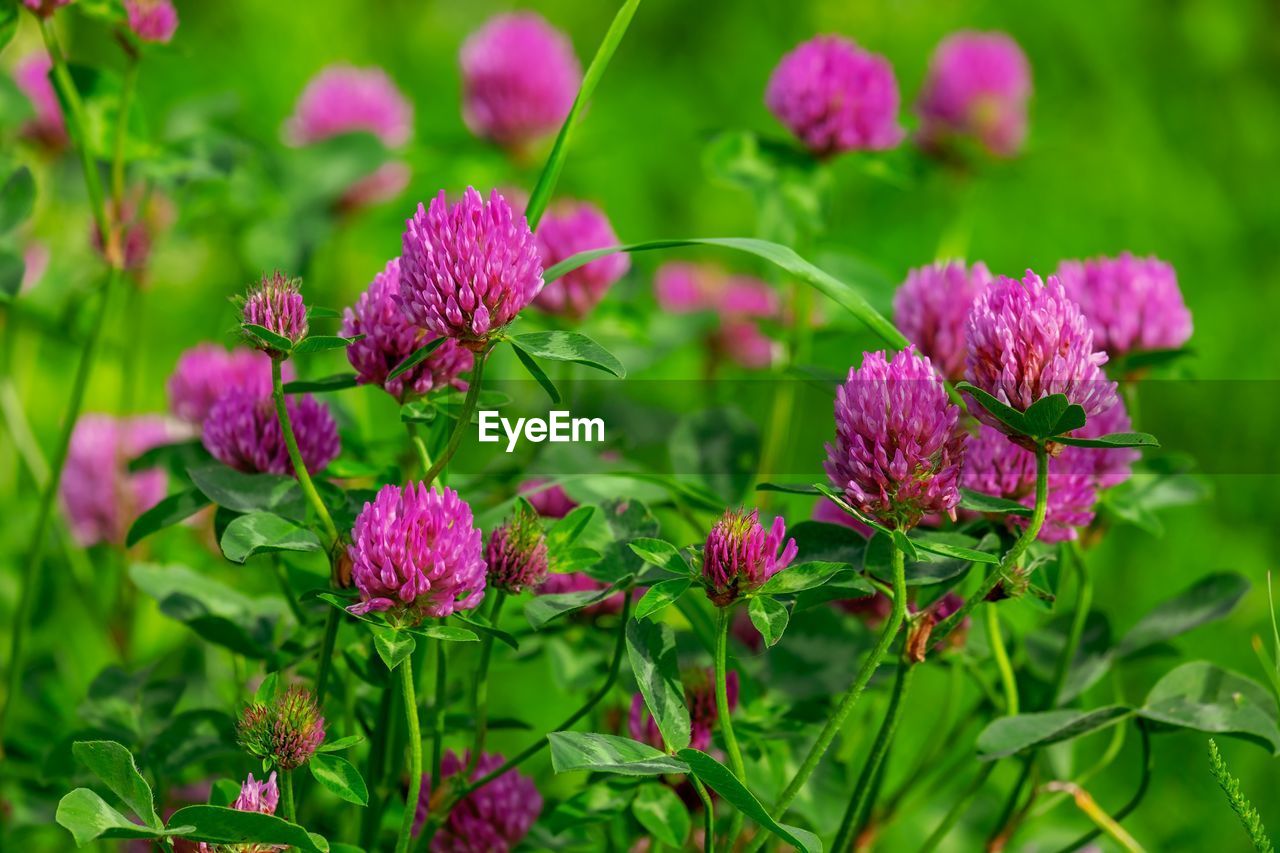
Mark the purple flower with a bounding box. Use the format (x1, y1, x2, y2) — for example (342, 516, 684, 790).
(124, 0, 178, 43)
(518, 478, 578, 519)
(629, 668, 738, 752)
(965, 270, 1118, 441)
(202, 388, 339, 476)
(398, 188, 543, 346)
(60, 414, 173, 547)
(91, 188, 173, 275)
(893, 260, 993, 381)
(485, 503, 549, 594)
(20, 0, 72, 18)
(1056, 253, 1193, 359)
(1062, 396, 1140, 489)
(337, 161, 411, 211)
(347, 483, 486, 623)
(532, 201, 629, 319)
(341, 257, 474, 401)
(765, 35, 904, 158)
(195, 772, 280, 852)
(459, 12, 581, 150)
(414, 750, 541, 852)
(237, 685, 325, 770)
(167, 344, 286, 427)
(961, 424, 1098, 542)
(824, 348, 967, 529)
(241, 271, 309, 354)
(703, 509, 797, 606)
(14, 52, 66, 151)
(653, 263, 781, 369)
(916, 31, 1032, 158)
(284, 65, 413, 147)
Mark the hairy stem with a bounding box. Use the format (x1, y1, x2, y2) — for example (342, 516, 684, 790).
(432, 639, 447, 787)
(422, 349, 488, 487)
(281, 769, 296, 823)
(271, 359, 339, 546)
(986, 605, 1019, 715)
(394, 662, 423, 853)
(716, 605, 747, 847)
(471, 592, 506, 761)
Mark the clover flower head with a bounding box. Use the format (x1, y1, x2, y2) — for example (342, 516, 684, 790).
(241, 271, 308, 354)
(237, 685, 326, 770)
(485, 503, 549, 594)
(459, 12, 581, 150)
(398, 187, 543, 346)
(347, 483, 486, 624)
(965, 270, 1118, 441)
(125, 0, 179, 43)
(916, 30, 1032, 158)
(824, 348, 967, 529)
(702, 508, 797, 606)
(414, 750, 542, 852)
(60, 414, 173, 547)
(14, 52, 67, 150)
(518, 478, 579, 519)
(1056, 253, 1192, 359)
(765, 35, 904, 157)
(195, 772, 281, 852)
(202, 388, 339, 476)
(342, 257, 474, 401)
(532, 201, 629, 319)
(284, 64, 413, 147)
(893, 260, 993, 381)
(167, 344, 286, 427)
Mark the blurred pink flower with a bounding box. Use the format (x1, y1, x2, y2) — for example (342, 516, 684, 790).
(1056, 253, 1192, 360)
(14, 52, 67, 151)
(125, 0, 179, 43)
(284, 65, 412, 147)
(533, 201, 629, 319)
(916, 31, 1032, 158)
(60, 414, 173, 546)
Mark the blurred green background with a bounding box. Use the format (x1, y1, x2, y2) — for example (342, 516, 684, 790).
(3, 0, 1279, 849)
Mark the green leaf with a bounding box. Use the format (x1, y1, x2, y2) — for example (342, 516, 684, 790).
(669, 406, 761, 503)
(130, 563, 284, 659)
(631, 784, 691, 848)
(293, 335, 361, 354)
(56, 789, 181, 847)
(755, 482, 822, 496)
(524, 0, 643, 227)
(758, 562, 850, 595)
(509, 342, 561, 403)
(283, 373, 359, 394)
(0, 166, 35, 233)
(976, 706, 1133, 760)
(188, 464, 303, 516)
(910, 538, 999, 565)
(546, 505, 595, 553)
(219, 512, 322, 564)
(676, 749, 823, 853)
(0, 250, 24, 301)
(958, 488, 1034, 517)
(386, 337, 445, 382)
(126, 489, 211, 547)
(545, 237, 906, 351)
(634, 579, 691, 620)
(525, 585, 622, 630)
(626, 617, 691, 750)
(317, 734, 365, 754)
(628, 538, 691, 574)
(1056, 432, 1160, 449)
(411, 624, 479, 643)
(1137, 662, 1280, 754)
(255, 672, 280, 704)
(309, 753, 368, 805)
(547, 731, 690, 776)
(1115, 573, 1250, 658)
(510, 331, 626, 378)
(452, 613, 519, 650)
(1023, 394, 1087, 438)
(370, 625, 416, 671)
(241, 323, 294, 353)
(787, 520, 868, 566)
(306, 306, 342, 320)
(0, 2, 18, 53)
(955, 382, 1028, 436)
(71, 741, 160, 829)
(748, 596, 789, 647)
(166, 805, 328, 851)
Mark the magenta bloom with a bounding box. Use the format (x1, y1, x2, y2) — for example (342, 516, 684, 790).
(124, 0, 178, 43)
(630, 668, 738, 752)
(518, 478, 578, 519)
(532, 201, 629, 319)
(893, 260, 992, 381)
(485, 504, 549, 594)
(347, 483, 486, 623)
(765, 35, 904, 157)
(237, 685, 325, 770)
(167, 345, 285, 427)
(916, 31, 1032, 158)
(399, 188, 543, 346)
(825, 348, 967, 529)
(14, 53, 67, 151)
(965, 271, 1118, 439)
(202, 388, 339, 476)
(195, 772, 280, 853)
(1062, 397, 1140, 490)
(703, 509, 797, 606)
(961, 424, 1098, 542)
(1056, 253, 1193, 359)
(20, 0, 72, 18)
(414, 751, 541, 851)
(60, 415, 172, 547)
(241, 271, 309, 354)
(460, 12, 581, 150)
(284, 65, 412, 147)
(342, 257, 474, 401)
(654, 263, 780, 369)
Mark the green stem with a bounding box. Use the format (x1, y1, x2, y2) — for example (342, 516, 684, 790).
(1052, 722, 1152, 853)
(394, 662, 424, 853)
(360, 680, 396, 848)
(748, 545, 908, 847)
(691, 776, 715, 853)
(716, 606, 747, 848)
(281, 769, 296, 823)
(422, 349, 487, 487)
(986, 605, 1019, 715)
(431, 639, 447, 787)
(407, 422, 433, 477)
(471, 592, 506, 760)
(315, 609, 341, 707)
(931, 444, 1049, 652)
(271, 359, 339, 546)
(1049, 544, 1093, 706)
(832, 658, 916, 852)
(111, 56, 139, 206)
(273, 560, 310, 627)
(919, 763, 995, 853)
